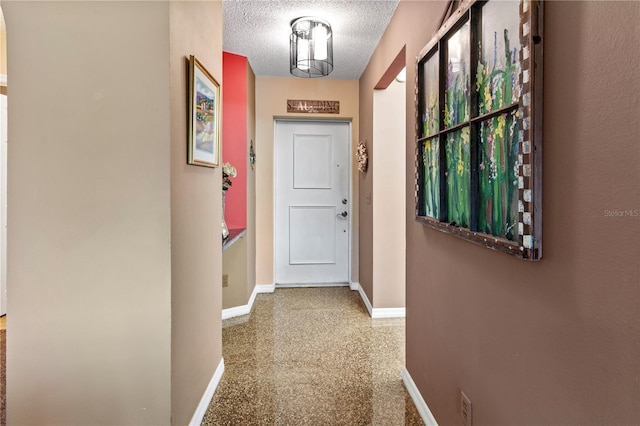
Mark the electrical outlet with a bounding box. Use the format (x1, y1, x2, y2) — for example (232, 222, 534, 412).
(222, 274, 229, 288)
(460, 391, 472, 426)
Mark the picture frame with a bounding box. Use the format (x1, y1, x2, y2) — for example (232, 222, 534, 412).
(415, 0, 543, 260)
(188, 55, 221, 167)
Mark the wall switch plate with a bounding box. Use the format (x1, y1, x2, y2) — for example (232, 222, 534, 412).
(222, 274, 229, 288)
(461, 391, 472, 426)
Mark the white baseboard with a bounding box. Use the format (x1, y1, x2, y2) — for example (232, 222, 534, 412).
(349, 281, 359, 291)
(221, 303, 251, 320)
(222, 284, 275, 320)
(371, 307, 406, 318)
(255, 283, 276, 293)
(356, 283, 374, 316)
(401, 367, 438, 426)
(189, 358, 225, 426)
(353, 282, 405, 318)
(275, 282, 349, 288)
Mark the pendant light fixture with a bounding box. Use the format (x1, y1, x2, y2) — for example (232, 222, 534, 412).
(289, 17, 333, 78)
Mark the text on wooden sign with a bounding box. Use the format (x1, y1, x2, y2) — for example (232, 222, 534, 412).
(287, 99, 340, 114)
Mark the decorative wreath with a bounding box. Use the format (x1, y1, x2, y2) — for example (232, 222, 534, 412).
(356, 140, 368, 173)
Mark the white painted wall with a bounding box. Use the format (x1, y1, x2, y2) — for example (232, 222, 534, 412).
(372, 78, 406, 309)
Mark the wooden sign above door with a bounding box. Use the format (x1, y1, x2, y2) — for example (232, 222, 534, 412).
(286, 99, 340, 114)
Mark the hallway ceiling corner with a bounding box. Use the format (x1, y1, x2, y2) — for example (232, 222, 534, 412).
(223, 0, 399, 80)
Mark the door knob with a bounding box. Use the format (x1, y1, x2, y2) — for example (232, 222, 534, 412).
(342, 199, 348, 205)
(337, 211, 348, 218)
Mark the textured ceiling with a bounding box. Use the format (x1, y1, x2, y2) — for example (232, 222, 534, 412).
(223, 0, 399, 80)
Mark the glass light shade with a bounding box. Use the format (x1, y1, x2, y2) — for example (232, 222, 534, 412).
(297, 39, 310, 70)
(290, 17, 333, 78)
(313, 25, 328, 60)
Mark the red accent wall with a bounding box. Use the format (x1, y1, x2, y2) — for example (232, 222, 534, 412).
(222, 52, 247, 229)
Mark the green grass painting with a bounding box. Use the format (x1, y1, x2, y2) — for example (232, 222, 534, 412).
(444, 64, 469, 127)
(477, 1, 521, 115)
(421, 54, 439, 137)
(444, 23, 470, 128)
(476, 31, 519, 115)
(478, 111, 519, 240)
(442, 23, 471, 227)
(423, 137, 440, 218)
(423, 95, 439, 138)
(475, 6, 522, 240)
(445, 128, 470, 227)
(418, 2, 524, 242)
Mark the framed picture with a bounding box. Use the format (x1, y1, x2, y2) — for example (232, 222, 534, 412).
(188, 55, 221, 167)
(415, 0, 543, 260)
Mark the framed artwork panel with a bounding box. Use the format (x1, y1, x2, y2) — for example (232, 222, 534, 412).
(444, 21, 470, 128)
(415, 0, 543, 260)
(478, 111, 519, 240)
(188, 55, 221, 167)
(420, 52, 439, 138)
(422, 136, 440, 219)
(445, 127, 471, 228)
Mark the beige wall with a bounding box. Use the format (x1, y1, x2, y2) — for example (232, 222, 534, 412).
(255, 77, 359, 285)
(4, 2, 172, 424)
(223, 235, 248, 309)
(362, 1, 640, 424)
(4, 2, 224, 424)
(169, 2, 222, 425)
(0, 8, 6, 80)
(372, 79, 406, 309)
(360, 44, 408, 308)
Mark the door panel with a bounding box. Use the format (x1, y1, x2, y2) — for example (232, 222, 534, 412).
(293, 135, 332, 189)
(275, 120, 350, 284)
(289, 206, 336, 265)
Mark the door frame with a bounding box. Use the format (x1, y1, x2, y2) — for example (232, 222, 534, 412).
(273, 118, 353, 286)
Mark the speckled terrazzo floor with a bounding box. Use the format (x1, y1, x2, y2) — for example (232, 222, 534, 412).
(202, 287, 424, 426)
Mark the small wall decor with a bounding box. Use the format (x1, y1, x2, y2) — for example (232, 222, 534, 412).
(222, 161, 237, 192)
(222, 161, 236, 240)
(188, 55, 221, 167)
(415, 0, 543, 260)
(249, 139, 256, 170)
(286, 99, 340, 114)
(356, 140, 368, 173)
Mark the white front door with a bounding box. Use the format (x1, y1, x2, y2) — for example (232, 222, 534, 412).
(275, 120, 350, 285)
